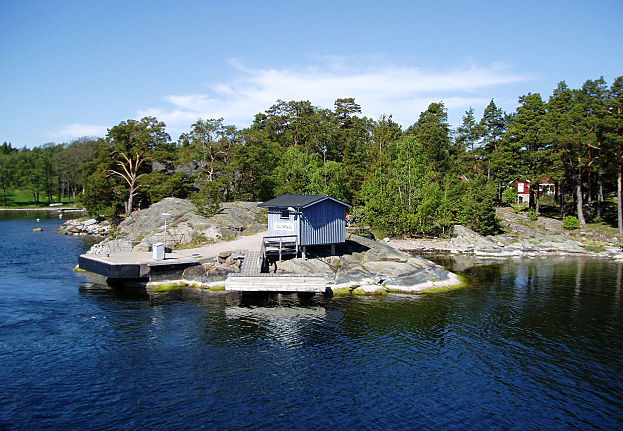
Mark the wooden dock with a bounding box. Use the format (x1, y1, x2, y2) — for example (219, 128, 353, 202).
(225, 273, 328, 293)
(225, 248, 328, 293)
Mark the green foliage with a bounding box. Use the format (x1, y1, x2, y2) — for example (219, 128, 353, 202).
(9, 74, 623, 237)
(82, 170, 122, 218)
(140, 171, 193, 203)
(502, 187, 518, 205)
(359, 135, 456, 236)
(528, 208, 539, 221)
(563, 216, 581, 230)
(457, 177, 500, 236)
(273, 146, 319, 196)
(190, 179, 223, 217)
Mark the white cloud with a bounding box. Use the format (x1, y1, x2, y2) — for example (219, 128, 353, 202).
(49, 123, 107, 141)
(137, 60, 529, 138)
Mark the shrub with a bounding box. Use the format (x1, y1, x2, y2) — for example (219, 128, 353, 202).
(528, 208, 539, 221)
(502, 187, 518, 205)
(563, 216, 580, 230)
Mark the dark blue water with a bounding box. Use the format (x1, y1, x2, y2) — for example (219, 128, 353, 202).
(1, 213, 623, 430)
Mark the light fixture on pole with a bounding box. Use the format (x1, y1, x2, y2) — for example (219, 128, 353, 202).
(162, 213, 172, 258)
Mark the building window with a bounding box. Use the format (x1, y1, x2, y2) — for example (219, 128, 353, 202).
(518, 183, 524, 193)
(280, 209, 290, 219)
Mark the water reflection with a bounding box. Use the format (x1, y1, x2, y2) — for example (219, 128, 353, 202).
(5, 228, 623, 430)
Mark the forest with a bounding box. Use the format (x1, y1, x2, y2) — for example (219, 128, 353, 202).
(1, 76, 622, 236)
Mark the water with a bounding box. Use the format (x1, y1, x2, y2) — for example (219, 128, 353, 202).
(1, 214, 622, 430)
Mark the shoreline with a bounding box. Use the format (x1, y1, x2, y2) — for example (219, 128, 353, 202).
(0, 207, 86, 212)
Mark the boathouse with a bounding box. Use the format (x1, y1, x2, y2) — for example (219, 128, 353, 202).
(258, 194, 350, 258)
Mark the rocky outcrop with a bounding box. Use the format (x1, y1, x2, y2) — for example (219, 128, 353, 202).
(86, 198, 267, 255)
(390, 207, 623, 261)
(274, 234, 461, 294)
(59, 218, 110, 237)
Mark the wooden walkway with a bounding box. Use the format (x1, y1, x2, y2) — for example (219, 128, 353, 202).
(225, 249, 327, 293)
(240, 250, 262, 275)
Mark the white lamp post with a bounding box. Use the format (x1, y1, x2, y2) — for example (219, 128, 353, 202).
(162, 213, 172, 258)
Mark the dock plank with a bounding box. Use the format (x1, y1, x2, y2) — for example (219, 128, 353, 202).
(240, 250, 262, 275)
(225, 275, 328, 293)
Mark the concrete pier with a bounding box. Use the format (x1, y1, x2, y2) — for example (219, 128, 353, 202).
(78, 251, 201, 282)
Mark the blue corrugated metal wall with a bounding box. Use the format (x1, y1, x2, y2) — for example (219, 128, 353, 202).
(300, 200, 346, 245)
(266, 199, 347, 246)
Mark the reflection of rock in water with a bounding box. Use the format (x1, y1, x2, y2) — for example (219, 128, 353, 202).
(429, 254, 512, 272)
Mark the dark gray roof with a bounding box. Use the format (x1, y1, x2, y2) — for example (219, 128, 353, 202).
(258, 194, 351, 209)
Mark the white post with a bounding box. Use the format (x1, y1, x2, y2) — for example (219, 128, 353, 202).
(162, 213, 172, 259)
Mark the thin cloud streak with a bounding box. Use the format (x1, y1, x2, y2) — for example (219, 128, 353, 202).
(49, 123, 108, 141)
(138, 61, 529, 137)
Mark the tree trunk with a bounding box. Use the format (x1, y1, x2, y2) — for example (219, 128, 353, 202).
(597, 174, 604, 221)
(58, 174, 62, 203)
(126, 183, 135, 216)
(618, 166, 623, 234)
(576, 170, 586, 226)
(536, 189, 540, 213)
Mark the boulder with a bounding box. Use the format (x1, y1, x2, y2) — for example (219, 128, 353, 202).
(362, 260, 421, 279)
(452, 225, 497, 249)
(334, 266, 375, 286)
(208, 264, 240, 276)
(275, 258, 333, 276)
(119, 197, 196, 235)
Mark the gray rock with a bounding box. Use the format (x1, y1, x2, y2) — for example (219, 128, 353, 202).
(182, 262, 238, 283)
(208, 264, 240, 276)
(340, 252, 365, 268)
(362, 260, 420, 279)
(119, 197, 196, 235)
(87, 198, 267, 255)
(275, 258, 333, 276)
(334, 266, 375, 285)
(453, 225, 497, 249)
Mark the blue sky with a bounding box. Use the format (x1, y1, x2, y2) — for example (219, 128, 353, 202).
(1, 0, 621, 147)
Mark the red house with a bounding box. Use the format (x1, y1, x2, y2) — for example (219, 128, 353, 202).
(515, 180, 531, 203)
(513, 179, 556, 204)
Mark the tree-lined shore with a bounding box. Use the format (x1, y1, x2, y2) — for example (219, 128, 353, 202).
(2, 75, 622, 236)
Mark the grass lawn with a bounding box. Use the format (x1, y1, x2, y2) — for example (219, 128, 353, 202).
(0, 189, 81, 208)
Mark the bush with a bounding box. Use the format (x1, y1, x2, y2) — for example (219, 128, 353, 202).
(528, 208, 539, 221)
(457, 176, 500, 236)
(502, 187, 517, 205)
(563, 216, 580, 230)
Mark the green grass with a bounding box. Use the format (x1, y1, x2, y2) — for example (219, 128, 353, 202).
(331, 287, 354, 296)
(207, 285, 225, 291)
(0, 188, 81, 208)
(584, 244, 606, 253)
(73, 265, 89, 273)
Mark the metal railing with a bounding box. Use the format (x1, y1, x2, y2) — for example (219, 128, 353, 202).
(261, 235, 299, 262)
